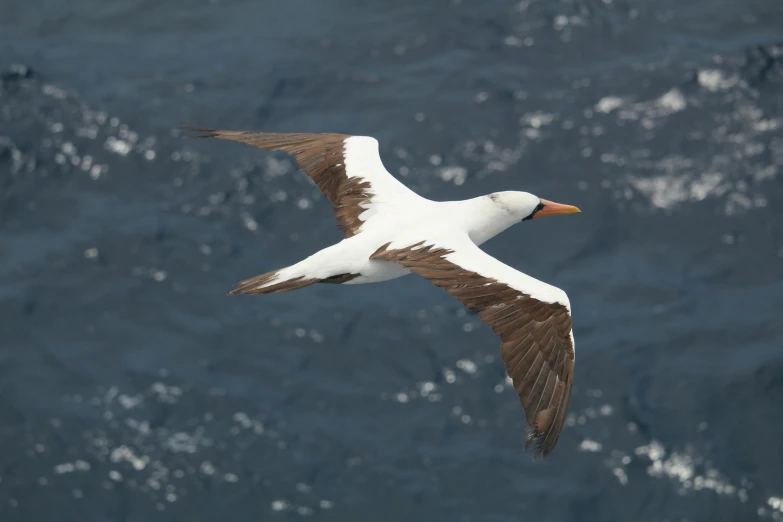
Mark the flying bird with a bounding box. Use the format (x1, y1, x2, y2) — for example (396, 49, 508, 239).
(185, 128, 581, 459)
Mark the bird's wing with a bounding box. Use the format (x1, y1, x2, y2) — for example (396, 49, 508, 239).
(183, 128, 422, 238)
(372, 235, 575, 459)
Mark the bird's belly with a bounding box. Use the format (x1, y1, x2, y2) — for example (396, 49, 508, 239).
(344, 259, 410, 284)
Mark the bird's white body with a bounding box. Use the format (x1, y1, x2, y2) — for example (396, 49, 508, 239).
(284, 195, 529, 286)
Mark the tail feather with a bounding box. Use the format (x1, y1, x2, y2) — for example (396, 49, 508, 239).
(229, 269, 318, 295)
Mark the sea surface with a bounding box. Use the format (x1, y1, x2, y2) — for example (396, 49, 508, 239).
(1, 0, 783, 520)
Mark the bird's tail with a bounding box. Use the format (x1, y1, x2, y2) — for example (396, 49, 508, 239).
(229, 266, 319, 295)
(230, 241, 360, 295)
(229, 251, 360, 295)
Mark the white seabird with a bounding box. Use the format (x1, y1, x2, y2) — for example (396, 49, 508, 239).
(186, 128, 581, 458)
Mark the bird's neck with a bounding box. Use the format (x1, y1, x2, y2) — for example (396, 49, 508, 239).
(442, 195, 522, 246)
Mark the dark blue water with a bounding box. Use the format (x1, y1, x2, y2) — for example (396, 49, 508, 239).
(2, 1, 783, 520)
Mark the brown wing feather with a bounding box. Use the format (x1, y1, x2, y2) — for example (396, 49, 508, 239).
(372, 242, 575, 459)
(182, 128, 371, 238)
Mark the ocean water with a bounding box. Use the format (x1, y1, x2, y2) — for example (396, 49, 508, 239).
(1, 0, 782, 520)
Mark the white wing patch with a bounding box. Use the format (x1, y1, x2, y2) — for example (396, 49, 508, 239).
(343, 136, 424, 217)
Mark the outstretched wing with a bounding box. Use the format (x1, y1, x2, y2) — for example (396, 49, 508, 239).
(372, 235, 575, 459)
(183, 128, 421, 237)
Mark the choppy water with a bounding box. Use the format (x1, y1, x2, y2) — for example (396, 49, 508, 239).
(1, 1, 783, 520)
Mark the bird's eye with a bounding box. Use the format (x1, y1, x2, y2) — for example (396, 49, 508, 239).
(523, 202, 545, 221)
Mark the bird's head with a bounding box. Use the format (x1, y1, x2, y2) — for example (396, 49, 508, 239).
(489, 191, 581, 222)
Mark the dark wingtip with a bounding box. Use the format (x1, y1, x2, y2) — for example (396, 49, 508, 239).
(179, 125, 219, 139)
(524, 426, 550, 461)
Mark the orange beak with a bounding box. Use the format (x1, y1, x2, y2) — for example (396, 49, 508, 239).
(534, 199, 581, 219)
